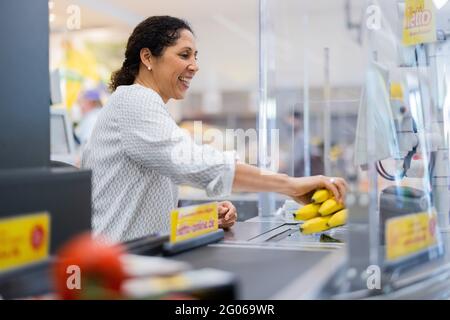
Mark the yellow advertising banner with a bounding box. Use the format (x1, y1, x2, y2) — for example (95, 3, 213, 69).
(0, 212, 50, 272)
(170, 202, 218, 243)
(402, 0, 437, 46)
(385, 211, 437, 262)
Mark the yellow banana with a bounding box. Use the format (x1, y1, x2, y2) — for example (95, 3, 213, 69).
(300, 216, 332, 235)
(327, 209, 348, 228)
(293, 203, 320, 221)
(318, 198, 344, 216)
(311, 189, 332, 204)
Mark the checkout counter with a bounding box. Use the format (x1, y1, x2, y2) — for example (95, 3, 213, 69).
(168, 207, 450, 300)
(173, 216, 343, 300)
(3, 207, 450, 300)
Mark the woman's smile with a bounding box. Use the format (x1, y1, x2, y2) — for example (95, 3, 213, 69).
(178, 75, 192, 90)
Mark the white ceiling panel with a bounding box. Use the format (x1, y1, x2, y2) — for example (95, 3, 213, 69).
(50, 0, 368, 90)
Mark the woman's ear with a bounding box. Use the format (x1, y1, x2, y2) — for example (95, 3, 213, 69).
(140, 48, 153, 71)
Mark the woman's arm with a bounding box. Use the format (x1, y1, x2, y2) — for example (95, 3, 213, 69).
(232, 162, 348, 204)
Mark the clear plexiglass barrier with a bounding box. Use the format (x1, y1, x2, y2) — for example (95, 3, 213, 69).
(259, 0, 450, 297)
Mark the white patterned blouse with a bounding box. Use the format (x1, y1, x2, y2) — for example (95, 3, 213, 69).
(82, 84, 236, 242)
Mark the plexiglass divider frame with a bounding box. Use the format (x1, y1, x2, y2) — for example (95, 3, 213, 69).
(258, 0, 450, 297)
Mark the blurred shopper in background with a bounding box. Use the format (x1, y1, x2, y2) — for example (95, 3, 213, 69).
(279, 111, 324, 177)
(74, 89, 103, 146)
(82, 16, 348, 242)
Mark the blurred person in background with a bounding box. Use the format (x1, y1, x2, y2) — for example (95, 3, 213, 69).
(82, 16, 348, 242)
(280, 111, 324, 177)
(75, 89, 103, 146)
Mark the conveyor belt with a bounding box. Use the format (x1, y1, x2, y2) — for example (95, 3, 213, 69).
(223, 221, 284, 242)
(172, 245, 330, 299)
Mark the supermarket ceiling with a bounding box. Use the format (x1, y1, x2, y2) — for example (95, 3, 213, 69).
(50, 0, 370, 90)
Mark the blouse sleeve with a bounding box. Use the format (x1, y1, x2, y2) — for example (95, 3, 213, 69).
(118, 89, 236, 197)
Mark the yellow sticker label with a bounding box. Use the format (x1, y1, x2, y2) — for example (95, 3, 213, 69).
(0, 212, 50, 272)
(170, 202, 218, 243)
(385, 211, 437, 262)
(402, 0, 437, 46)
(149, 275, 189, 291)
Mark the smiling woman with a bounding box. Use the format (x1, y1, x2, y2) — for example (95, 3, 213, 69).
(83, 16, 240, 242)
(81, 15, 348, 243)
(133, 29, 199, 102)
(109, 16, 196, 95)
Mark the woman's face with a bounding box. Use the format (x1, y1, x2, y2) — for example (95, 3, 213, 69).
(151, 29, 199, 102)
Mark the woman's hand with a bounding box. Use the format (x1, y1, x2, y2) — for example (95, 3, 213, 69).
(218, 201, 237, 230)
(287, 175, 348, 205)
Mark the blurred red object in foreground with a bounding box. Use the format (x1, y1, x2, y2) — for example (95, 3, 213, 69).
(52, 233, 127, 300)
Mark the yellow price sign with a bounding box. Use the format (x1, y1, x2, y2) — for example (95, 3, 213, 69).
(402, 0, 437, 46)
(170, 202, 218, 243)
(385, 211, 437, 262)
(0, 212, 50, 272)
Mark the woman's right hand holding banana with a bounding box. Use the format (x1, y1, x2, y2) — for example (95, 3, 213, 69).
(286, 175, 348, 205)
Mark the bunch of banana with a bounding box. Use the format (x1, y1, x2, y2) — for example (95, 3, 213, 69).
(295, 189, 348, 234)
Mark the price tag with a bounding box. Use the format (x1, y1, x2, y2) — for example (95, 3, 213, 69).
(169, 202, 218, 243)
(402, 0, 437, 46)
(0, 212, 50, 271)
(385, 211, 437, 262)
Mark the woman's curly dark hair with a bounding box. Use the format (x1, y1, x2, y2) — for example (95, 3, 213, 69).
(109, 16, 193, 92)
